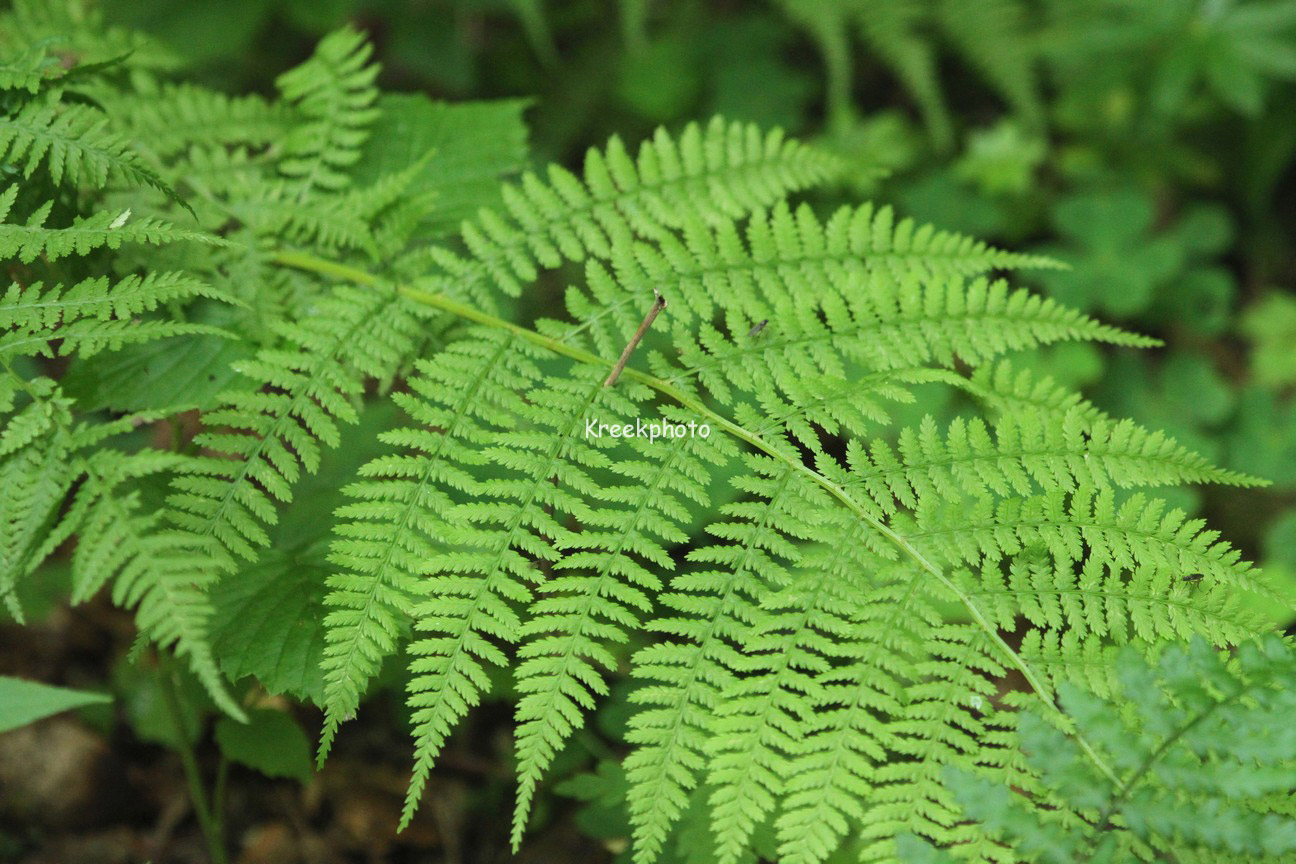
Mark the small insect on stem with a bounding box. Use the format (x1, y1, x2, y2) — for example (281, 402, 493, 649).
(604, 291, 666, 387)
(1182, 573, 1204, 582)
(747, 319, 767, 339)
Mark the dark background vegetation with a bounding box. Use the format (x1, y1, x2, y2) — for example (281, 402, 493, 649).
(3, 1, 1295, 862)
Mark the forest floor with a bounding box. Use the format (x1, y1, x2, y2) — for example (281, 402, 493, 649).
(0, 594, 611, 864)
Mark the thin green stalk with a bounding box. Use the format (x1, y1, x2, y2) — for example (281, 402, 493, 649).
(212, 755, 230, 856)
(157, 656, 227, 864)
(270, 249, 1124, 790)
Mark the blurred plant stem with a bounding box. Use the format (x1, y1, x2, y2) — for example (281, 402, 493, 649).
(158, 654, 227, 864)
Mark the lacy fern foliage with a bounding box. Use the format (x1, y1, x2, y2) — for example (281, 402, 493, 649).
(901, 635, 1296, 864)
(0, 11, 1282, 864)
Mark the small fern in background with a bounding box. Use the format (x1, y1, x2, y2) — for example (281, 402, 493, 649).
(1, 5, 1291, 864)
(901, 635, 1296, 864)
(775, 0, 1042, 148)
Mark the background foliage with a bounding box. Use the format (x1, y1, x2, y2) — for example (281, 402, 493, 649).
(3, 1, 1296, 863)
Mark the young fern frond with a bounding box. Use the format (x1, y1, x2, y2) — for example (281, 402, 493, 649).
(274, 25, 381, 197)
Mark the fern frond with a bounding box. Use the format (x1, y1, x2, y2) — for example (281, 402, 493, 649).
(275, 26, 381, 197)
(957, 359, 1108, 426)
(906, 486, 1268, 638)
(965, 550, 1260, 653)
(603, 201, 1057, 329)
(318, 329, 532, 762)
(400, 361, 669, 830)
(1, 272, 230, 359)
(511, 404, 731, 847)
(165, 284, 423, 567)
(0, 186, 218, 263)
(116, 82, 292, 159)
(864, 627, 1026, 863)
(423, 117, 844, 304)
(904, 636, 1296, 863)
(775, 0, 858, 129)
(852, 0, 953, 148)
(660, 268, 1148, 404)
(0, 41, 54, 93)
(67, 448, 244, 720)
(259, 111, 1274, 864)
(703, 509, 876, 864)
(772, 564, 914, 864)
(230, 184, 378, 257)
(845, 409, 1263, 521)
(0, 93, 177, 196)
(0, 0, 174, 72)
(624, 454, 809, 864)
(0, 377, 74, 620)
(228, 161, 424, 260)
(936, 0, 1042, 127)
(0, 369, 241, 716)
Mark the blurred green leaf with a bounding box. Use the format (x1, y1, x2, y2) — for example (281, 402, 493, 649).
(215, 708, 313, 782)
(112, 658, 211, 748)
(955, 121, 1045, 197)
(1039, 190, 1184, 316)
(0, 676, 110, 734)
(352, 94, 530, 239)
(702, 15, 815, 130)
(62, 331, 253, 413)
(1226, 387, 1296, 486)
(1242, 294, 1296, 388)
(615, 38, 700, 121)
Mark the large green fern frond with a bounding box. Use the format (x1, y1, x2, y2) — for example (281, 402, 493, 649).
(314, 119, 847, 785)
(292, 125, 1265, 861)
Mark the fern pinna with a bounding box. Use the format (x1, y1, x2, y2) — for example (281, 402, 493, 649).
(0, 11, 1282, 864)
